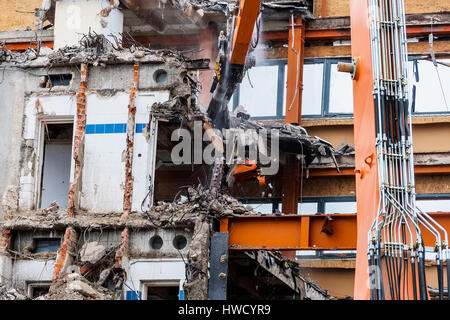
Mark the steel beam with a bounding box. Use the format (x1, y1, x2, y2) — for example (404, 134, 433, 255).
(284, 15, 305, 125)
(220, 213, 450, 251)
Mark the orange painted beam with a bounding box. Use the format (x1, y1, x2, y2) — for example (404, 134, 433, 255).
(5, 41, 53, 51)
(230, 0, 262, 65)
(350, 0, 378, 300)
(285, 16, 305, 125)
(220, 214, 357, 250)
(220, 213, 450, 251)
(406, 25, 450, 37)
(307, 165, 450, 177)
(260, 24, 450, 43)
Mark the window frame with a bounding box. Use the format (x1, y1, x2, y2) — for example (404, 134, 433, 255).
(299, 58, 354, 118)
(35, 117, 75, 209)
(142, 280, 182, 300)
(230, 56, 450, 120)
(229, 59, 287, 120)
(408, 56, 450, 115)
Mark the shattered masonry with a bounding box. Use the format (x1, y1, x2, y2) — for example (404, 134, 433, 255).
(67, 63, 88, 218)
(122, 63, 140, 221)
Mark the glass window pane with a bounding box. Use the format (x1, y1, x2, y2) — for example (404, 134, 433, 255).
(409, 59, 450, 113)
(239, 65, 279, 117)
(325, 202, 357, 214)
(329, 63, 354, 114)
(302, 64, 324, 115)
(283, 63, 324, 116)
(417, 200, 450, 213)
(298, 202, 319, 215)
(246, 203, 274, 214)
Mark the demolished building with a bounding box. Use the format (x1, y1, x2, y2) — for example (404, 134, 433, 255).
(0, 0, 449, 300)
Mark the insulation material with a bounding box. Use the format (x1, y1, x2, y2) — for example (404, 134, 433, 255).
(81, 93, 129, 213)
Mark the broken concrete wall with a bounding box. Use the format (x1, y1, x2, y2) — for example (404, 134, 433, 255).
(0, 70, 26, 219)
(10, 260, 55, 294)
(0, 61, 182, 215)
(81, 90, 169, 213)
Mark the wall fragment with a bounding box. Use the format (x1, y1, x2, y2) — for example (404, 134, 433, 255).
(67, 63, 88, 218)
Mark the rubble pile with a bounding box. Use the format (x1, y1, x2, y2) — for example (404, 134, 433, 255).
(37, 241, 123, 300)
(0, 42, 38, 64)
(229, 110, 339, 168)
(0, 187, 261, 232)
(39, 273, 118, 300)
(0, 284, 28, 300)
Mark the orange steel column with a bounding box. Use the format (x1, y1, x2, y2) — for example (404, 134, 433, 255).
(285, 15, 305, 125)
(282, 16, 305, 259)
(350, 0, 378, 300)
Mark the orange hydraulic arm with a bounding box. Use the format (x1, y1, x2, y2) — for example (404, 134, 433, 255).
(207, 0, 262, 130)
(230, 0, 262, 66)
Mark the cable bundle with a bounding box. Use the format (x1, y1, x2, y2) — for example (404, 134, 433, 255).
(367, 0, 449, 300)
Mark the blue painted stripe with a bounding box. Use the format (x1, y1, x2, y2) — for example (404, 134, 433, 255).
(85, 123, 146, 134)
(126, 290, 142, 300)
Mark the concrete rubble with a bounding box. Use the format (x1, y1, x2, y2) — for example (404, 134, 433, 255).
(80, 241, 106, 265)
(0, 284, 27, 300)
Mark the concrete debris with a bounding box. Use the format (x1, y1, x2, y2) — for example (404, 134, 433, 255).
(66, 280, 106, 299)
(0, 284, 27, 300)
(151, 96, 205, 121)
(230, 113, 338, 167)
(1, 185, 19, 219)
(36, 200, 59, 215)
(40, 275, 116, 300)
(79, 241, 106, 265)
(0, 31, 208, 71)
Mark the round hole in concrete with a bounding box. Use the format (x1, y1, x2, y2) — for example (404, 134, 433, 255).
(173, 235, 187, 250)
(154, 69, 168, 84)
(150, 235, 163, 250)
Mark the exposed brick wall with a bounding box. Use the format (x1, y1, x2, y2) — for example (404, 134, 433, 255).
(121, 63, 140, 222)
(51, 227, 78, 284)
(114, 227, 128, 269)
(0, 229, 12, 254)
(67, 63, 88, 218)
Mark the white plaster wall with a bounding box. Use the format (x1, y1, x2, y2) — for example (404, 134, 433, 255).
(0, 256, 13, 286)
(132, 91, 170, 212)
(124, 259, 185, 300)
(54, 0, 123, 50)
(81, 92, 128, 213)
(11, 260, 55, 291)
